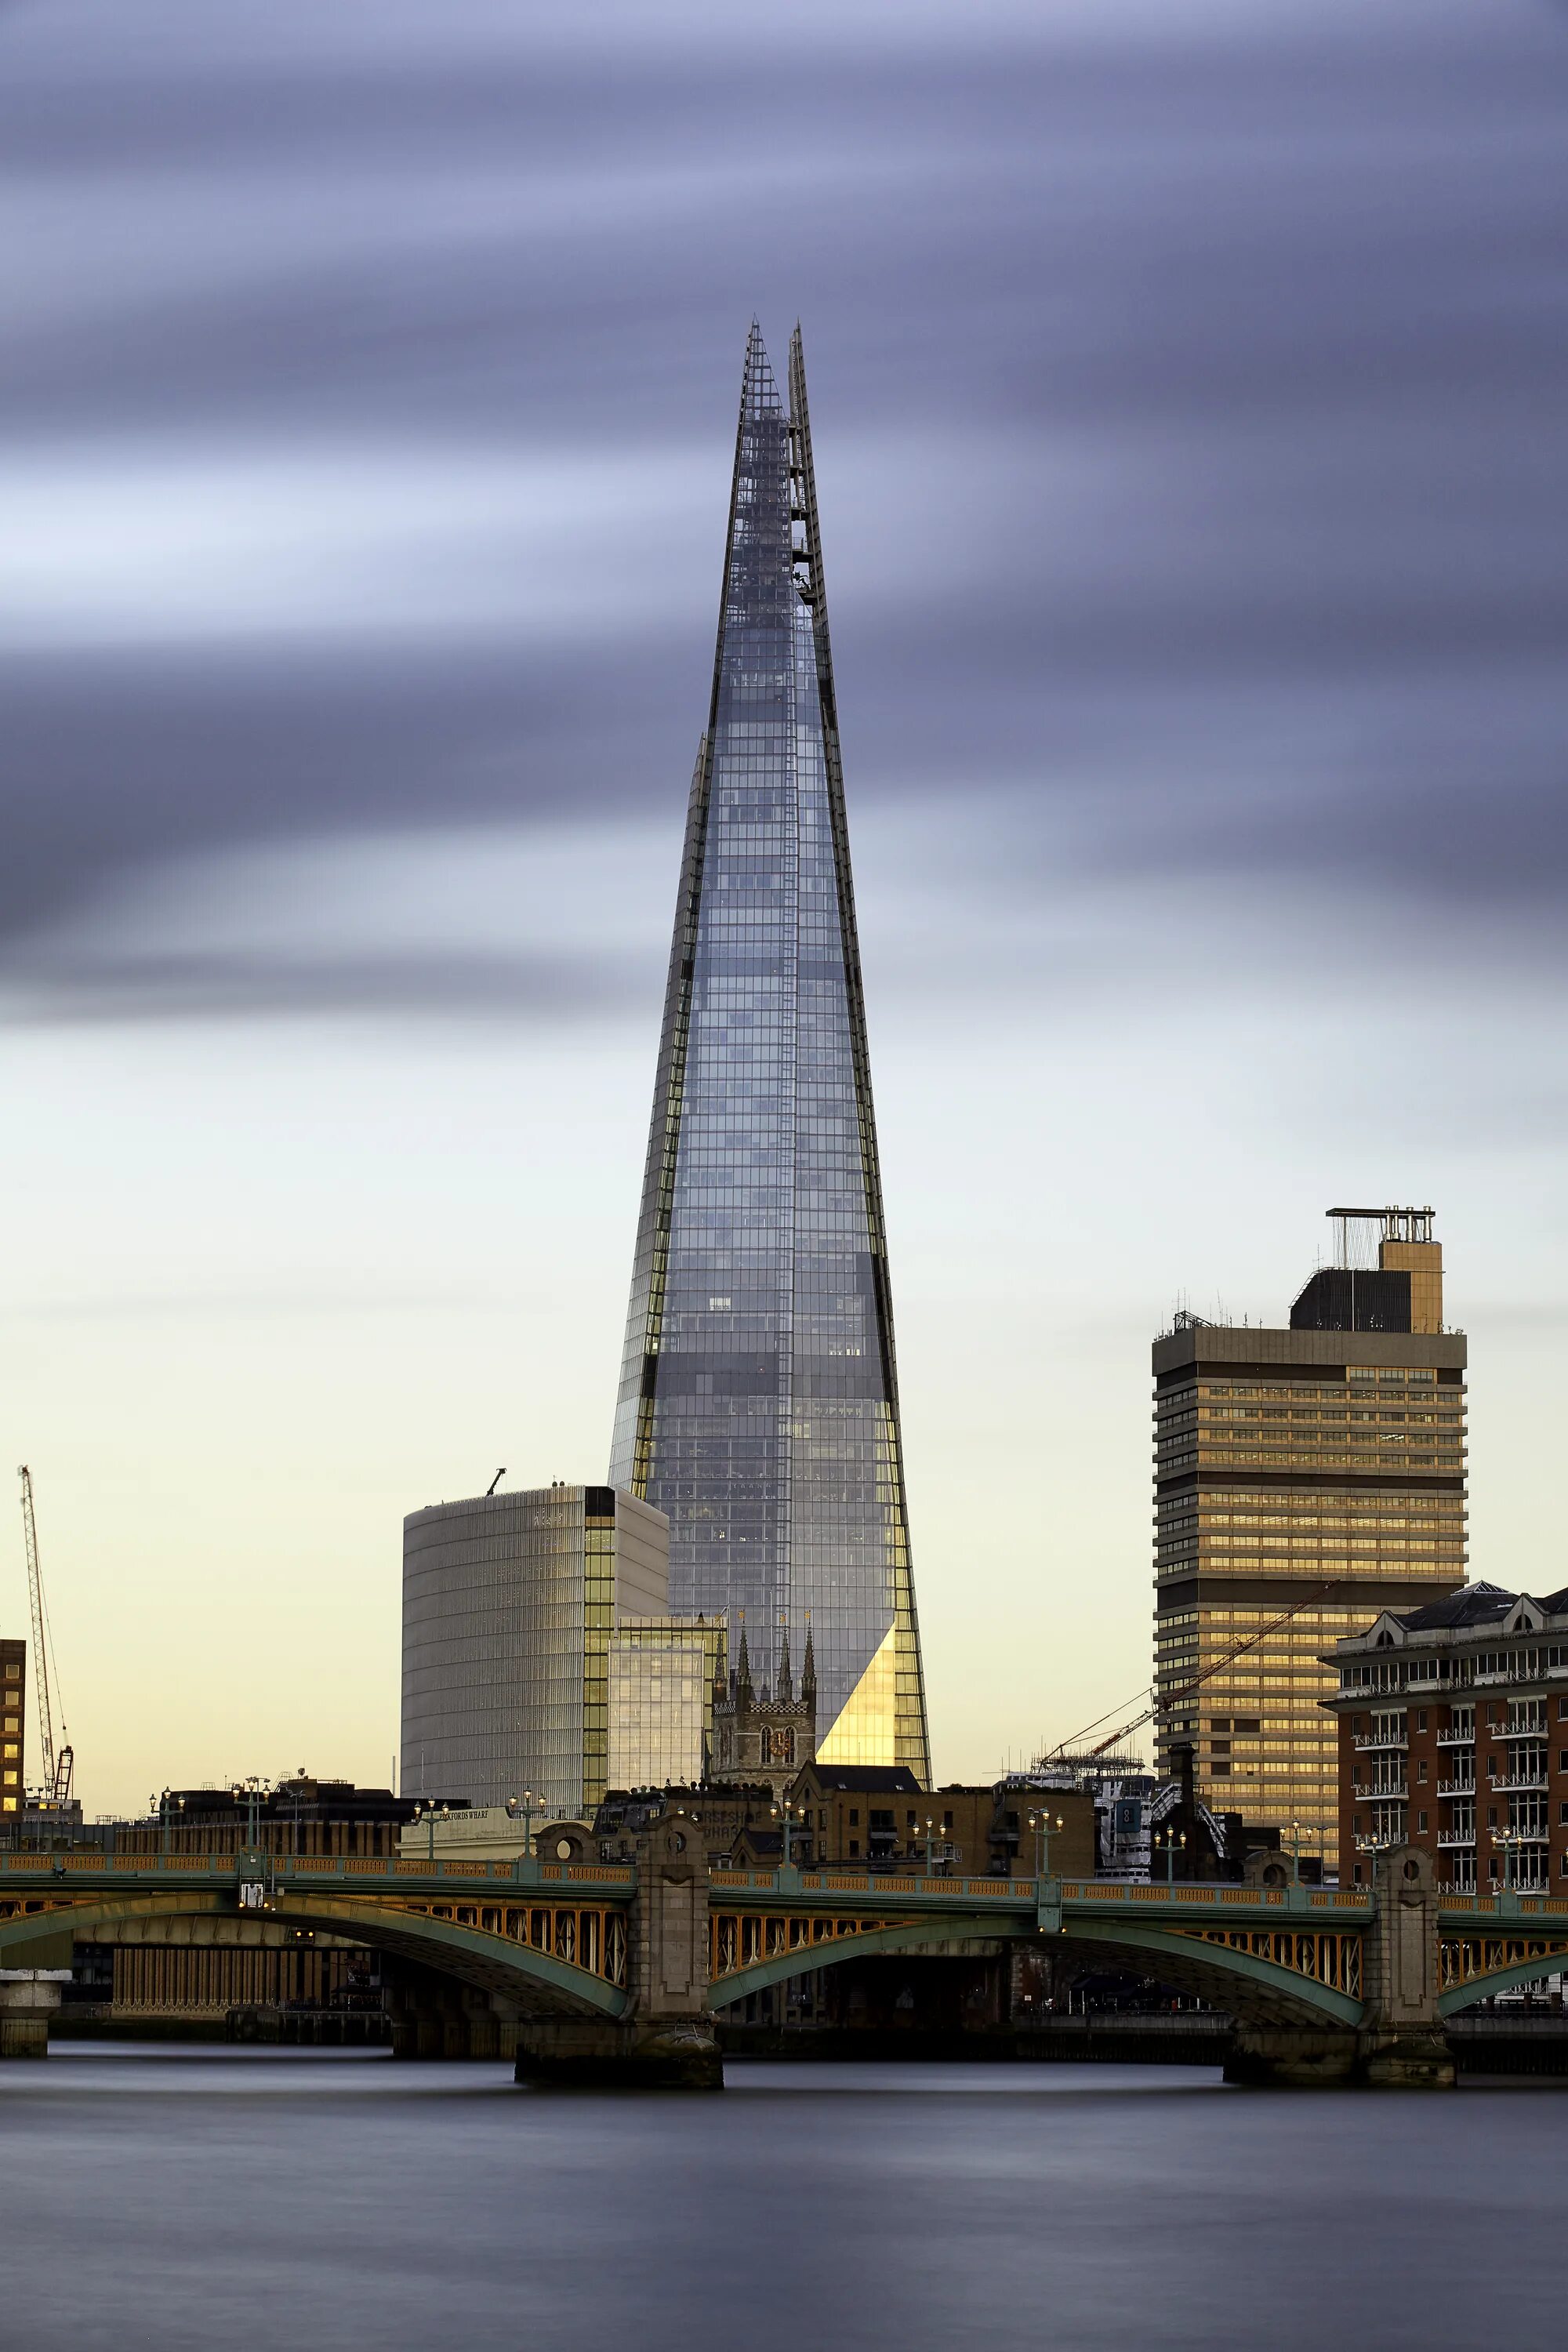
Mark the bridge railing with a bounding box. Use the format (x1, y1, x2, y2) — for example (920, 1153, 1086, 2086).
(0, 1853, 636, 1889)
(1, 1853, 1377, 1916)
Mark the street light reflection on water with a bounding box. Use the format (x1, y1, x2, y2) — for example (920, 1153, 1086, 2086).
(0, 2049, 1561, 2351)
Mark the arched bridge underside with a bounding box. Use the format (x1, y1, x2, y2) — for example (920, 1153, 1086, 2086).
(0, 1887, 630, 2018)
(709, 1905, 1366, 2026)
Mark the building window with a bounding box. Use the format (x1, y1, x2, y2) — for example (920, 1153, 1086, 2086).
(848, 1840, 859, 1858)
(1417, 1812, 1428, 1832)
(1418, 1761, 1428, 1782)
(848, 1809, 859, 1827)
(1417, 1711, 1428, 1731)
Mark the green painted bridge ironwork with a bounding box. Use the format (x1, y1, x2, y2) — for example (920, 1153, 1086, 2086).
(5, 1848, 1568, 2071)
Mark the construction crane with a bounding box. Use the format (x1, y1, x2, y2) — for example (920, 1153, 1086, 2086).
(1036, 1577, 1349, 1772)
(17, 1465, 73, 1806)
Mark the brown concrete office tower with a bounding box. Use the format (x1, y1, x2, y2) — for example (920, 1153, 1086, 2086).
(1152, 1207, 1468, 1876)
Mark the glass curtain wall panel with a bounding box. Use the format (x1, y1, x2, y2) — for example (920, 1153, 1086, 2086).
(611, 324, 930, 1780)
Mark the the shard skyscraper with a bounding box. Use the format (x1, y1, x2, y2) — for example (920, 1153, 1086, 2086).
(610, 325, 930, 1780)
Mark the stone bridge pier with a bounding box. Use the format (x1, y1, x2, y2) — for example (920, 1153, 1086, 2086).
(0, 1967, 72, 2060)
(514, 1820, 721, 2090)
(1226, 1846, 1454, 2089)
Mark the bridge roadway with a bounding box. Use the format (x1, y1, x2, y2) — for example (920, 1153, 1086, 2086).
(5, 1830, 1567, 2085)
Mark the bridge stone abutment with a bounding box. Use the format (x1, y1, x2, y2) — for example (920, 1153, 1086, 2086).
(1225, 1847, 1455, 2089)
(514, 1820, 722, 2090)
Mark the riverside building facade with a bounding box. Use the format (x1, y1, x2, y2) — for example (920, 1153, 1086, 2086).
(1324, 1584, 1568, 1893)
(610, 325, 929, 1780)
(1152, 1207, 1468, 1874)
(2, 1639, 24, 1818)
(401, 1485, 670, 1820)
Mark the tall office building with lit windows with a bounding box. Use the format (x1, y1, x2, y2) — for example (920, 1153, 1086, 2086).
(1152, 1207, 1468, 1875)
(610, 325, 930, 1781)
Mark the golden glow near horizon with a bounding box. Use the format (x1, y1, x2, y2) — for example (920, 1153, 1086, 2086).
(0, 839, 1555, 1822)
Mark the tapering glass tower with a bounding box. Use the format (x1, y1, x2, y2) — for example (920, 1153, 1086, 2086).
(611, 324, 929, 1780)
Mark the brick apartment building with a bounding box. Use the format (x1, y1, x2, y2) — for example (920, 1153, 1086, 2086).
(1323, 1582, 1568, 1892)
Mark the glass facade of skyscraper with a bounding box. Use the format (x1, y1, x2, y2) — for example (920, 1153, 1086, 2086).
(610, 325, 929, 1780)
(608, 1617, 727, 1792)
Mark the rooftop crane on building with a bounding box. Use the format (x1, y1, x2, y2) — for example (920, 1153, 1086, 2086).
(1036, 1577, 1349, 1773)
(18, 1465, 73, 1806)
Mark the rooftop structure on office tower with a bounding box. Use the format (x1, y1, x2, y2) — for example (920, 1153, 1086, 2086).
(609, 323, 929, 1781)
(1152, 1206, 1468, 1876)
(401, 1484, 670, 1821)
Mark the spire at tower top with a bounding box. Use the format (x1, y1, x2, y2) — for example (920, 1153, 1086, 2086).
(740, 319, 782, 421)
(776, 1620, 794, 1706)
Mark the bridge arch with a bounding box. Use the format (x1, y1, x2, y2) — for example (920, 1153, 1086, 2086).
(709, 1911, 1363, 2027)
(0, 1888, 627, 2018)
(1439, 1941, 1568, 2018)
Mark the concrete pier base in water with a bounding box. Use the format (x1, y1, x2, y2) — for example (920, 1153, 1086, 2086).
(1225, 2025, 1455, 2089)
(514, 2016, 723, 2090)
(1224, 2027, 1361, 2088)
(0, 1969, 71, 2059)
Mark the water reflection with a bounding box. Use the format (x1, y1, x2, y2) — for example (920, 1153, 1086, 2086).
(1, 2050, 1559, 2350)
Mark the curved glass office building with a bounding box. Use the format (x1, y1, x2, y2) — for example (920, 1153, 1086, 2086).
(610, 325, 930, 1780)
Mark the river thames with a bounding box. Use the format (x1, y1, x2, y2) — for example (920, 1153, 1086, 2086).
(2, 2049, 1559, 2350)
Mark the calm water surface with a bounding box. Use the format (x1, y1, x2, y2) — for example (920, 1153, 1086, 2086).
(2, 2047, 1561, 2350)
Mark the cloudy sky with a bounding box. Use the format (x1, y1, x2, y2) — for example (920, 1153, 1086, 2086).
(3, 0, 1566, 1817)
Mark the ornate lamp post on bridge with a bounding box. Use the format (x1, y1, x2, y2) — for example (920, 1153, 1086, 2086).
(505, 1791, 543, 1884)
(769, 1800, 800, 1869)
(230, 1776, 267, 1852)
(506, 1789, 542, 1857)
(153, 1790, 185, 1858)
(413, 1801, 451, 1867)
(1156, 1828, 1187, 1886)
(1027, 1809, 1065, 1880)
